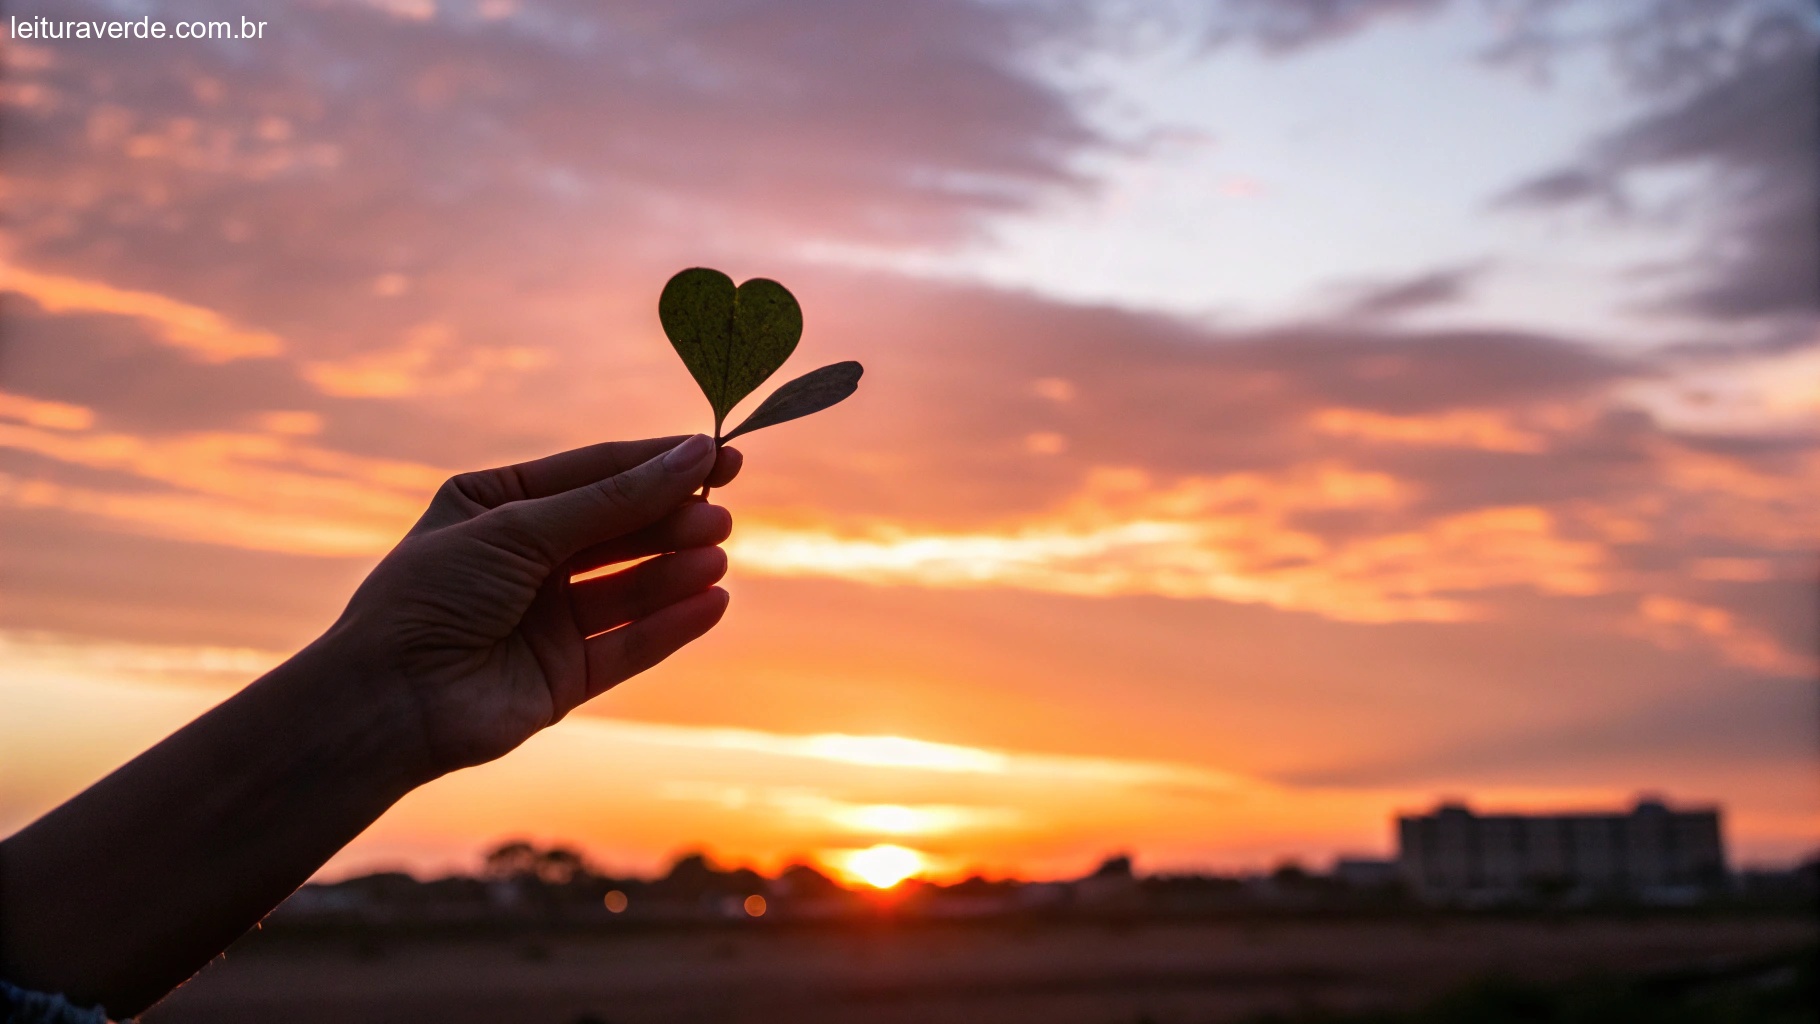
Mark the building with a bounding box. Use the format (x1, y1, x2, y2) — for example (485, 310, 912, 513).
(1397, 798, 1724, 905)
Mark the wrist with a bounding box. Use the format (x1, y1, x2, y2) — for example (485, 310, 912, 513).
(260, 628, 441, 800)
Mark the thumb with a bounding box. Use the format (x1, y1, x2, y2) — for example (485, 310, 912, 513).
(477, 434, 717, 566)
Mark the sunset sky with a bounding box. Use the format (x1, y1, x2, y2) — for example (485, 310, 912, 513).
(2, 0, 1816, 885)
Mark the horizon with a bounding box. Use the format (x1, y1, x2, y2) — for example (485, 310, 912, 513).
(2, 0, 1817, 885)
(314, 791, 1797, 889)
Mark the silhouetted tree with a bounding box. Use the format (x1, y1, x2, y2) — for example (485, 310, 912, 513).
(775, 863, 843, 899)
(483, 840, 540, 881)
(536, 845, 587, 885)
(482, 839, 593, 885)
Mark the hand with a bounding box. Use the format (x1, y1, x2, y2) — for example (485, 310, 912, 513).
(0, 435, 746, 1016)
(321, 433, 742, 779)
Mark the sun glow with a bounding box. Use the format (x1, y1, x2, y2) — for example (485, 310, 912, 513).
(800, 734, 1007, 773)
(824, 801, 1015, 836)
(839, 844, 926, 888)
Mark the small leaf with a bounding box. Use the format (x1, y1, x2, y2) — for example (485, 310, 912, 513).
(659, 268, 802, 432)
(722, 361, 863, 442)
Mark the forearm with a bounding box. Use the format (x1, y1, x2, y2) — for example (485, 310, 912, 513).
(0, 634, 430, 1017)
(0, 437, 732, 1016)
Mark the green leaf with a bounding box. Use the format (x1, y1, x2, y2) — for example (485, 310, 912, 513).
(721, 361, 863, 442)
(659, 268, 803, 433)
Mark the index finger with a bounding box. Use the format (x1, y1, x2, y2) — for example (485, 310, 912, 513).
(453, 435, 727, 506)
(495, 439, 742, 501)
(492, 436, 690, 503)
(430, 439, 742, 531)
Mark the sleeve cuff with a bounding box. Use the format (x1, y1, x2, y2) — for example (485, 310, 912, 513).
(0, 980, 113, 1024)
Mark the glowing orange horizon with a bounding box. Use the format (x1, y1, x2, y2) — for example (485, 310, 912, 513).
(832, 845, 928, 889)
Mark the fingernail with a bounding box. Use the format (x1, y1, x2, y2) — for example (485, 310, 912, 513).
(663, 434, 714, 472)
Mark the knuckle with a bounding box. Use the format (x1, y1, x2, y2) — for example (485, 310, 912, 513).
(592, 470, 646, 518)
(447, 468, 521, 509)
(423, 477, 472, 517)
(476, 504, 556, 566)
(446, 471, 487, 502)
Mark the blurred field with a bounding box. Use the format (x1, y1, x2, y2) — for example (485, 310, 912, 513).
(145, 915, 1815, 1024)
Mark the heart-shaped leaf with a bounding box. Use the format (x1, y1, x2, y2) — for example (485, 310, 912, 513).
(659, 267, 803, 433)
(722, 361, 863, 442)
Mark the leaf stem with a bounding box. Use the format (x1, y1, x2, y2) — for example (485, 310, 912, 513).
(701, 426, 722, 500)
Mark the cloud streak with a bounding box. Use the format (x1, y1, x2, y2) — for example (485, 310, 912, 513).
(1, 263, 284, 362)
(0, 399, 442, 556)
(601, 717, 1248, 795)
(1630, 595, 1817, 678)
(729, 465, 1614, 623)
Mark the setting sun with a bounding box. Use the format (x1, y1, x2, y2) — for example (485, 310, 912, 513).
(839, 844, 926, 889)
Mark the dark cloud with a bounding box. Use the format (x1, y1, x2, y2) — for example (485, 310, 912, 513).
(0, 307, 310, 434)
(1483, 0, 1807, 99)
(1491, 168, 1621, 212)
(1277, 671, 1820, 789)
(1493, 2, 1818, 325)
(1198, 0, 1448, 55)
(1340, 264, 1487, 318)
(3, 0, 1104, 349)
(733, 266, 1781, 530)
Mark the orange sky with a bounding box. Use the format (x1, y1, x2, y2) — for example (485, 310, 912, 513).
(1, 0, 1816, 882)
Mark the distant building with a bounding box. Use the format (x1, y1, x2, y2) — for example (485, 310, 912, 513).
(1397, 798, 1725, 905)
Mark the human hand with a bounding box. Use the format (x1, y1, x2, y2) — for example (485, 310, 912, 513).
(317, 434, 741, 780)
(0, 435, 742, 1013)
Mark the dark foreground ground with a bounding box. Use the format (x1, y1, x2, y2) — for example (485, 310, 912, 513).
(145, 916, 1816, 1024)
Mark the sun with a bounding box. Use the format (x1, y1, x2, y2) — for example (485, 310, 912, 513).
(841, 844, 925, 889)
